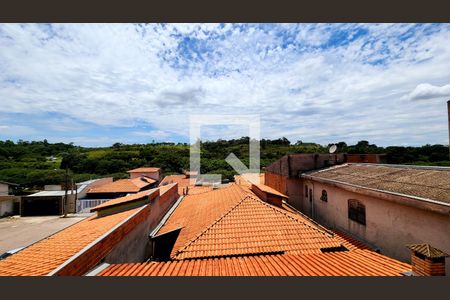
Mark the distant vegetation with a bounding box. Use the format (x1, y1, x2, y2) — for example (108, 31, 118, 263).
(0, 138, 448, 191)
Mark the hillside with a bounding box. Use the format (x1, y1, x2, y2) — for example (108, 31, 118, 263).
(0, 138, 448, 191)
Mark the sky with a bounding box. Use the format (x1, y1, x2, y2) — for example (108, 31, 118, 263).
(0, 23, 450, 147)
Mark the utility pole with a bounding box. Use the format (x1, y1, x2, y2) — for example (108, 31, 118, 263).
(63, 166, 68, 218)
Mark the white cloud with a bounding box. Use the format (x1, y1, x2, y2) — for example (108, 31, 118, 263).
(403, 83, 450, 101)
(0, 23, 450, 146)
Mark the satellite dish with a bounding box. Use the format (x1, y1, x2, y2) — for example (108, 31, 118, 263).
(329, 144, 337, 154)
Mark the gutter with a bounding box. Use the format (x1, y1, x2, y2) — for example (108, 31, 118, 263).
(302, 174, 450, 215)
(85, 263, 110, 276)
(47, 204, 149, 276)
(149, 195, 184, 238)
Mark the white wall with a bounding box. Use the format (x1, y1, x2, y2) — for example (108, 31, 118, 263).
(0, 199, 13, 216)
(0, 183, 8, 196)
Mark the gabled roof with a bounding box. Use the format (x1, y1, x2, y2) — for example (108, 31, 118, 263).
(127, 167, 160, 173)
(156, 184, 248, 257)
(406, 243, 449, 258)
(0, 180, 19, 186)
(172, 193, 343, 260)
(0, 206, 146, 276)
(90, 188, 159, 212)
(97, 249, 411, 276)
(304, 163, 450, 204)
(88, 176, 156, 193)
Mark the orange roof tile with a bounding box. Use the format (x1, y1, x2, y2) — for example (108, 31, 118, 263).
(0, 207, 143, 276)
(160, 175, 190, 193)
(91, 188, 159, 212)
(172, 194, 343, 260)
(97, 249, 411, 276)
(127, 167, 160, 173)
(157, 184, 248, 257)
(88, 177, 155, 193)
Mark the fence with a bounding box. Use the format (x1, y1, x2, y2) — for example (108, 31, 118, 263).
(76, 199, 110, 213)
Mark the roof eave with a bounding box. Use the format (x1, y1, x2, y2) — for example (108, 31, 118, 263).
(302, 174, 450, 215)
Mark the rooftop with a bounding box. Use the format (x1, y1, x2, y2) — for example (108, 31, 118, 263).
(97, 249, 411, 276)
(0, 206, 146, 276)
(304, 163, 450, 204)
(88, 176, 156, 194)
(159, 174, 204, 195)
(127, 167, 160, 173)
(90, 188, 159, 212)
(156, 183, 358, 260)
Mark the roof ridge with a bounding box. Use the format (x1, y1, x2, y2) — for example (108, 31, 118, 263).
(173, 191, 252, 258)
(248, 195, 335, 238)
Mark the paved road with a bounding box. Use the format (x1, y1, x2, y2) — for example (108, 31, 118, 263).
(0, 215, 88, 253)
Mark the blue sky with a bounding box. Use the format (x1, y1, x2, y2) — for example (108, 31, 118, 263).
(0, 23, 450, 147)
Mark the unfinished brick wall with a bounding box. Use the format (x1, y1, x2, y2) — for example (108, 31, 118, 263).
(53, 205, 151, 276)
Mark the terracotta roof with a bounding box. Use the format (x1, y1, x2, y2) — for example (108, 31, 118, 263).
(172, 193, 343, 260)
(332, 229, 373, 251)
(127, 167, 160, 173)
(406, 243, 449, 258)
(91, 188, 158, 212)
(97, 249, 411, 276)
(157, 184, 248, 257)
(252, 183, 288, 198)
(88, 177, 155, 193)
(0, 207, 143, 276)
(305, 164, 450, 204)
(159, 175, 194, 194)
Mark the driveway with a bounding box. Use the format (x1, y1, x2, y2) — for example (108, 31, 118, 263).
(0, 214, 89, 253)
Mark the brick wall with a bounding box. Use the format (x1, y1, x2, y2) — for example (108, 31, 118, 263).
(411, 254, 446, 276)
(54, 205, 150, 276)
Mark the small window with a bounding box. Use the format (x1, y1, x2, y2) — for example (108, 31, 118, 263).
(320, 190, 328, 202)
(305, 185, 308, 198)
(348, 199, 366, 225)
(309, 188, 312, 202)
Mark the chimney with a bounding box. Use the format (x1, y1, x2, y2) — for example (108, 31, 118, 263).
(406, 244, 449, 276)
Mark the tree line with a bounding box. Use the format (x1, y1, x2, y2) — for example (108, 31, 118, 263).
(0, 138, 448, 191)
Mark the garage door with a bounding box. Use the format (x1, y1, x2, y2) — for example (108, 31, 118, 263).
(22, 197, 61, 216)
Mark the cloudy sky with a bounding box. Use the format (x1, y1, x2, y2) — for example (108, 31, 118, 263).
(0, 23, 450, 147)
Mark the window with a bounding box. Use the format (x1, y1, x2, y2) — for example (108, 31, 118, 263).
(305, 185, 308, 198)
(309, 188, 312, 202)
(348, 199, 366, 225)
(320, 190, 328, 202)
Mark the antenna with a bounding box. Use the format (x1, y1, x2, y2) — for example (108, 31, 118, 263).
(329, 144, 337, 154)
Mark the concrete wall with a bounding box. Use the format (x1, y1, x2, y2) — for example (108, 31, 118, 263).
(0, 197, 14, 217)
(99, 183, 179, 265)
(0, 183, 8, 196)
(303, 179, 450, 274)
(264, 172, 303, 210)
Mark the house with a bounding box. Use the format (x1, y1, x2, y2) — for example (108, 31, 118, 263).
(301, 163, 450, 273)
(20, 178, 113, 216)
(86, 176, 157, 199)
(0, 183, 179, 276)
(0, 181, 19, 217)
(264, 157, 450, 275)
(127, 167, 161, 181)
